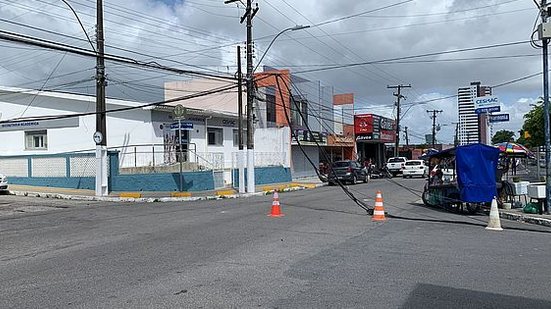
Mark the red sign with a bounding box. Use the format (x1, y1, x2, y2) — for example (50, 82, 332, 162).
(354, 114, 374, 135)
(354, 114, 395, 143)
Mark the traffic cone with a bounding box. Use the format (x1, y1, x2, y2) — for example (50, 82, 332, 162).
(372, 191, 386, 221)
(268, 191, 284, 217)
(486, 197, 502, 231)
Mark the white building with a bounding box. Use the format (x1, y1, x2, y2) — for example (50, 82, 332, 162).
(457, 81, 492, 145)
(0, 85, 290, 188)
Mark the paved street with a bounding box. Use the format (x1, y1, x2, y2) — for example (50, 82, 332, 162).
(1, 178, 551, 308)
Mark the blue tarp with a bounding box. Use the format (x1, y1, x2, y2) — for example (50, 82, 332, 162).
(455, 144, 500, 203)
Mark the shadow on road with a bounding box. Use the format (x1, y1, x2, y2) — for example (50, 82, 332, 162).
(404, 283, 551, 308)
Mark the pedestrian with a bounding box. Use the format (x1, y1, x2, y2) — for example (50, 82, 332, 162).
(511, 157, 517, 176)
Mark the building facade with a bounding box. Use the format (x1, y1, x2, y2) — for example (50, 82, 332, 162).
(457, 81, 492, 145)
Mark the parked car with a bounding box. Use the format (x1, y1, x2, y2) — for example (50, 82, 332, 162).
(402, 160, 429, 178)
(328, 160, 369, 185)
(0, 173, 8, 192)
(386, 157, 407, 177)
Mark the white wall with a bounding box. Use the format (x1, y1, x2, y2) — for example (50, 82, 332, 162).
(254, 127, 291, 167)
(0, 92, 158, 156)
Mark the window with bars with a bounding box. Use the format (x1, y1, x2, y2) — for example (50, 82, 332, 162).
(25, 130, 48, 150)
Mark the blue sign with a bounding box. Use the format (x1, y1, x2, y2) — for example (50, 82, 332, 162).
(170, 122, 194, 130)
(475, 106, 501, 114)
(489, 114, 510, 123)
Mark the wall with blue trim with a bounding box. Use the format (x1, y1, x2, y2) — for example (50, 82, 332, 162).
(2, 152, 216, 192)
(232, 166, 292, 188)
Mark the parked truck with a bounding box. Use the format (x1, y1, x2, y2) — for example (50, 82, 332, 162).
(386, 157, 407, 177)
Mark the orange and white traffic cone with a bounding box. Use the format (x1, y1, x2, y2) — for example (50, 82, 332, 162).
(372, 191, 386, 222)
(268, 191, 284, 217)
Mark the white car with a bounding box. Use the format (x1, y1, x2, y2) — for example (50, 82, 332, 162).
(0, 173, 8, 192)
(402, 160, 429, 178)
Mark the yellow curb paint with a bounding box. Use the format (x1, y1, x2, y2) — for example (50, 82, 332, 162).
(216, 190, 236, 196)
(171, 192, 192, 198)
(119, 192, 142, 198)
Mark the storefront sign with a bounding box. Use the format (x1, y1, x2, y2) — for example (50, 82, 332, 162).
(0, 118, 79, 132)
(354, 113, 395, 143)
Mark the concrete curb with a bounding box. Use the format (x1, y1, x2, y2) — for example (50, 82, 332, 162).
(499, 210, 551, 228)
(8, 182, 327, 204)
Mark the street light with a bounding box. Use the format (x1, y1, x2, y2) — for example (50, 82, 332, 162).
(253, 25, 310, 73)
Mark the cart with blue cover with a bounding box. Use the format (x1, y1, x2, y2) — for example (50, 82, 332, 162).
(421, 144, 501, 214)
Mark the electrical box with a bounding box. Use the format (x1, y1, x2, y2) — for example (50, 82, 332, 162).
(538, 22, 551, 40)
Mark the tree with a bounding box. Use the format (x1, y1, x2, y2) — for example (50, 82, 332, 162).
(517, 104, 544, 148)
(491, 130, 515, 144)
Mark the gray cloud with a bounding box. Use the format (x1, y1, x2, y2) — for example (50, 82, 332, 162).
(0, 0, 543, 139)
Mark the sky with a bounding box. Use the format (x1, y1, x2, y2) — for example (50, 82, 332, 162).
(0, 0, 546, 144)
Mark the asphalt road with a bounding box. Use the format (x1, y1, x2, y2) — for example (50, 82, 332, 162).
(1, 178, 551, 308)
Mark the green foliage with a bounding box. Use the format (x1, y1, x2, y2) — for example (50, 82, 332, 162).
(518, 105, 544, 148)
(491, 130, 515, 144)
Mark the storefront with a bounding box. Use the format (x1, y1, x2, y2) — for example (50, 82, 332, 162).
(354, 114, 395, 168)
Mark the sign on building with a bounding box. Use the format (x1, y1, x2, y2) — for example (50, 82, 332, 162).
(354, 114, 395, 143)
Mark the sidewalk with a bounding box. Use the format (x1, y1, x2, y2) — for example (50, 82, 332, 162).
(499, 208, 551, 228)
(7, 179, 327, 203)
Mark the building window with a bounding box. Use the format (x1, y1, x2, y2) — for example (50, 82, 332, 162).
(266, 93, 276, 123)
(207, 128, 223, 146)
(233, 129, 247, 147)
(25, 130, 48, 150)
(291, 99, 308, 127)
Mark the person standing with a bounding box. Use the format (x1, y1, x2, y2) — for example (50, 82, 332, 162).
(511, 157, 517, 176)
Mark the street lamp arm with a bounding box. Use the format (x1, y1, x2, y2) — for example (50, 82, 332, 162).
(253, 25, 310, 73)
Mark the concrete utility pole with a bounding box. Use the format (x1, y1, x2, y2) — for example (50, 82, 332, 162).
(427, 110, 443, 148)
(236, 46, 245, 194)
(95, 0, 108, 196)
(388, 84, 411, 156)
(226, 0, 258, 193)
(404, 126, 409, 147)
(539, 0, 551, 213)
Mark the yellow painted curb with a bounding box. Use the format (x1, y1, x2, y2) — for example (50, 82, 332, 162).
(119, 192, 142, 198)
(300, 183, 317, 189)
(262, 185, 287, 192)
(216, 189, 236, 196)
(171, 192, 192, 198)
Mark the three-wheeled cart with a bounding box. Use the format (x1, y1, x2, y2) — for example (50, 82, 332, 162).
(421, 144, 502, 214)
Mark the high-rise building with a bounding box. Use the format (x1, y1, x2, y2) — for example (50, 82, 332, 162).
(457, 81, 492, 145)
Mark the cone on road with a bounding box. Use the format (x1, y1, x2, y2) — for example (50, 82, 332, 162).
(268, 191, 284, 217)
(372, 191, 386, 222)
(486, 197, 503, 231)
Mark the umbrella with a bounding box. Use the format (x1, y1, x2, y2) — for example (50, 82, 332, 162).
(494, 142, 534, 158)
(418, 148, 439, 160)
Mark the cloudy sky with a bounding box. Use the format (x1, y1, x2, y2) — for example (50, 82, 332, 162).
(0, 0, 545, 143)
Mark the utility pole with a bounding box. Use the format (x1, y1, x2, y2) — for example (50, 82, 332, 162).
(388, 84, 411, 156)
(452, 122, 459, 147)
(226, 0, 258, 193)
(236, 46, 245, 194)
(427, 110, 443, 148)
(538, 0, 551, 214)
(404, 126, 409, 147)
(95, 0, 108, 196)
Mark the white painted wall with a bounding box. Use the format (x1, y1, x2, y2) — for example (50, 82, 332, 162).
(0, 89, 158, 156)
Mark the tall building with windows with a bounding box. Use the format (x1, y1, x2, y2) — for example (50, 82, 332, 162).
(457, 81, 492, 145)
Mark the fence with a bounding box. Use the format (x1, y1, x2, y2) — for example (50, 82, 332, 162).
(109, 144, 225, 173)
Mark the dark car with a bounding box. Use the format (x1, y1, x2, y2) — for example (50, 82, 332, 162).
(327, 160, 369, 185)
